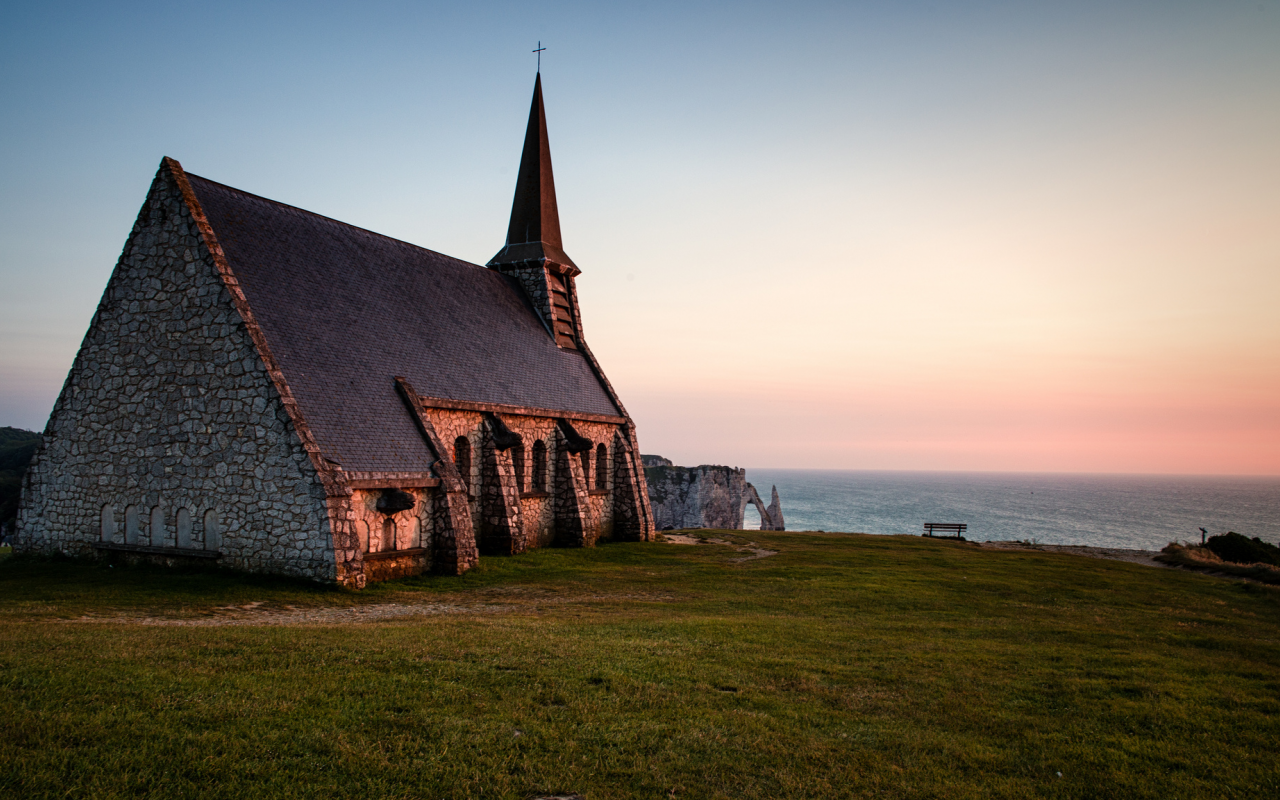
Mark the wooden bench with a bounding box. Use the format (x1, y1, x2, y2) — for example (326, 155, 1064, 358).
(923, 522, 967, 540)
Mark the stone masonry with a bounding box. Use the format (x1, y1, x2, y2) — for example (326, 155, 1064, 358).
(16, 162, 336, 580)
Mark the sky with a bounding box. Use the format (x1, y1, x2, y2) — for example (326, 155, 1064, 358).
(1, 0, 1278, 474)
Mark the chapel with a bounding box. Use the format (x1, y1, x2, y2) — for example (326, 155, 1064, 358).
(16, 74, 655, 588)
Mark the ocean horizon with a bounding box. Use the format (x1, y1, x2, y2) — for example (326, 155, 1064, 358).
(739, 469, 1280, 551)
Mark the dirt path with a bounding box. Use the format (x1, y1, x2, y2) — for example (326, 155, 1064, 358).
(661, 533, 778, 561)
(63, 588, 678, 627)
(68, 601, 512, 627)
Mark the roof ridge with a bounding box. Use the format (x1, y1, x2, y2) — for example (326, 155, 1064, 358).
(185, 171, 486, 272)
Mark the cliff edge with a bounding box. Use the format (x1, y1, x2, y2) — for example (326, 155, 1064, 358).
(641, 456, 784, 531)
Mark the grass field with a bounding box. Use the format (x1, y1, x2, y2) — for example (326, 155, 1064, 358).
(1, 531, 1277, 799)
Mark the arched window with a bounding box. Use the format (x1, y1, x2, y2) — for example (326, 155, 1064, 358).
(532, 440, 547, 492)
(150, 507, 165, 547)
(100, 504, 116, 543)
(175, 508, 193, 548)
(595, 443, 608, 490)
(512, 442, 526, 493)
(203, 509, 221, 551)
(454, 436, 471, 494)
(357, 519, 370, 553)
(124, 505, 140, 545)
(382, 518, 396, 552)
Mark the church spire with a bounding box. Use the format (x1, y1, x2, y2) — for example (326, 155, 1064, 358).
(489, 73, 578, 274)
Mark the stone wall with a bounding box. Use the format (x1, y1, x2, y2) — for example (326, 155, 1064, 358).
(16, 162, 334, 580)
(426, 408, 630, 550)
(349, 487, 433, 582)
(350, 488, 431, 555)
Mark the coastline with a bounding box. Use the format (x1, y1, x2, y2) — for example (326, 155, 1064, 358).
(741, 468, 1280, 550)
(974, 540, 1165, 568)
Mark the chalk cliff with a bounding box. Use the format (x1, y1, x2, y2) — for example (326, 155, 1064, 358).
(765, 485, 785, 531)
(642, 456, 784, 531)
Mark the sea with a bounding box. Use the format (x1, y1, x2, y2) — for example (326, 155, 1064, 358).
(739, 470, 1280, 551)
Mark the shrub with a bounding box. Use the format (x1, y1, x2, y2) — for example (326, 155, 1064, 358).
(1158, 542, 1280, 585)
(1206, 531, 1280, 567)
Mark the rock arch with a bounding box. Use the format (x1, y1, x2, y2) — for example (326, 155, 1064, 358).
(742, 483, 784, 531)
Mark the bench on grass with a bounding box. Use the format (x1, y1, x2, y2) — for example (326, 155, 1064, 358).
(923, 522, 967, 540)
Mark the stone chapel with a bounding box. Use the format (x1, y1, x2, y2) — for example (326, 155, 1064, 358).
(15, 74, 655, 588)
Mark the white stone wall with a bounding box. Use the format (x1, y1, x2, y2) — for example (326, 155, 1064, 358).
(16, 164, 334, 580)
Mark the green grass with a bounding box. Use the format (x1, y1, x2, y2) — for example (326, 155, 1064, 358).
(1, 531, 1278, 799)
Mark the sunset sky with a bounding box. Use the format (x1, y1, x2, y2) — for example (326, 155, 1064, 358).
(2, 1, 1277, 474)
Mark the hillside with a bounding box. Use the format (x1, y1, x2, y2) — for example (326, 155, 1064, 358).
(1, 531, 1276, 798)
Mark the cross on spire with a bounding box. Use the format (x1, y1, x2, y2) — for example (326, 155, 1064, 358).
(533, 41, 545, 72)
(487, 72, 578, 276)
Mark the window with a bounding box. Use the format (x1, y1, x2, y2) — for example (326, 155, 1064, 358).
(357, 519, 370, 553)
(203, 509, 221, 551)
(532, 440, 547, 492)
(595, 444, 608, 490)
(454, 436, 471, 494)
(150, 507, 165, 547)
(124, 505, 140, 545)
(176, 508, 193, 548)
(513, 442, 526, 492)
(382, 518, 396, 552)
(100, 504, 115, 543)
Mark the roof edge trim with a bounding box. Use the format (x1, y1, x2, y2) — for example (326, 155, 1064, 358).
(414, 393, 626, 425)
(163, 156, 343, 497)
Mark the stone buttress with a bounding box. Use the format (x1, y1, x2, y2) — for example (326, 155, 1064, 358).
(477, 414, 529, 555)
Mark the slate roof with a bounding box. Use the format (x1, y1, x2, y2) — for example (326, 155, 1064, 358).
(186, 173, 621, 473)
